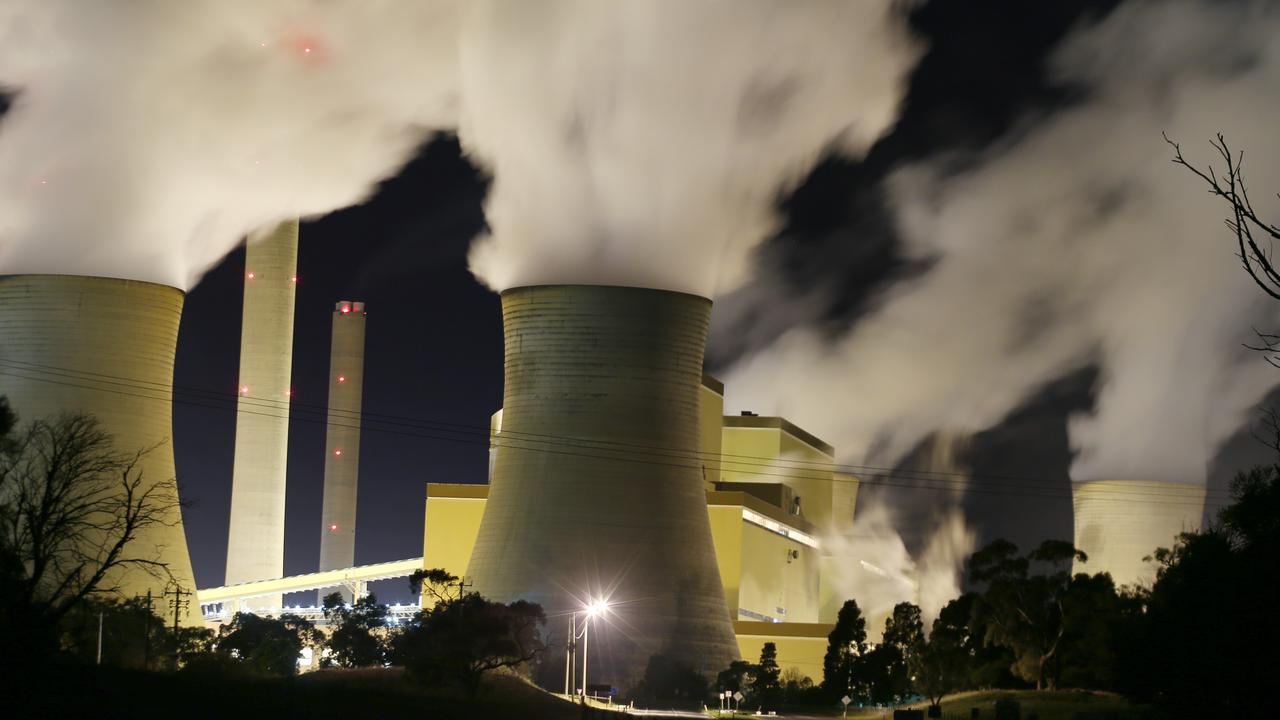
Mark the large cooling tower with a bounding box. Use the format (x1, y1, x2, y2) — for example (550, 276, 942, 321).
(318, 300, 366, 602)
(225, 220, 298, 608)
(1072, 479, 1206, 587)
(0, 275, 198, 623)
(467, 285, 739, 688)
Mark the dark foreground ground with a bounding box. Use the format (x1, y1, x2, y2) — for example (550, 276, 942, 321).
(12, 663, 588, 720)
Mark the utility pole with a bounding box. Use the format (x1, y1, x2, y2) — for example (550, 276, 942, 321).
(97, 611, 104, 666)
(454, 576, 473, 601)
(164, 585, 192, 666)
(140, 590, 154, 670)
(564, 612, 577, 695)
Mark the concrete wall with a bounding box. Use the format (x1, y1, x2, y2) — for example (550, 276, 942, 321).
(1072, 479, 1206, 587)
(699, 375, 725, 489)
(225, 220, 298, 608)
(0, 275, 198, 623)
(721, 417, 837, 534)
(734, 621, 832, 685)
(318, 301, 366, 602)
(466, 285, 738, 689)
(421, 483, 488, 606)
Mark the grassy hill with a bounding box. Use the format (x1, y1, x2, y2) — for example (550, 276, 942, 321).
(15, 663, 591, 720)
(893, 689, 1150, 720)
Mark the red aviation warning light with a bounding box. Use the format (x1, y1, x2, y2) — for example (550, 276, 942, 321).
(329, 523, 338, 532)
(239, 386, 249, 396)
(337, 375, 346, 383)
(291, 275, 298, 283)
(246, 271, 256, 280)
(334, 449, 343, 457)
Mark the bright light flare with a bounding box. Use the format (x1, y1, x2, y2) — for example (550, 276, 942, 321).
(586, 598, 610, 617)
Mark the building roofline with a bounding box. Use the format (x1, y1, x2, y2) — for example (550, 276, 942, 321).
(733, 620, 835, 638)
(721, 415, 834, 456)
(707, 490, 817, 536)
(426, 482, 489, 499)
(701, 372, 725, 395)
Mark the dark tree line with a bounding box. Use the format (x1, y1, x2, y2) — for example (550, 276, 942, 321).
(815, 465, 1279, 718)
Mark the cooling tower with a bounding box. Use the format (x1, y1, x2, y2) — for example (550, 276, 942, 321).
(317, 300, 366, 603)
(467, 285, 739, 689)
(0, 275, 198, 623)
(225, 220, 298, 608)
(1072, 479, 1207, 587)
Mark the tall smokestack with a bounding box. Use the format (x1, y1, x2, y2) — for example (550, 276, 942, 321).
(1072, 480, 1206, 587)
(467, 285, 739, 688)
(225, 220, 298, 608)
(318, 300, 366, 602)
(0, 274, 198, 623)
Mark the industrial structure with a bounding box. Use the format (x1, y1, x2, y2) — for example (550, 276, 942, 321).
(426, 363, 859, 683)
(0, 274, 199, 624)
(225, 220, 299, 609)
(1071, 479, 1206, 586)
(465, 285, 741, 687)
(318, 300, 368, 602)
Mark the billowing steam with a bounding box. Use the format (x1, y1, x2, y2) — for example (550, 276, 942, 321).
(0, 0, 459, 289)
(725, 0, 1280, 488)
(461, 0, 920, 298)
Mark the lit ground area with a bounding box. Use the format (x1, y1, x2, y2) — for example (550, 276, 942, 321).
(14, 665, 588, 720)
(891, 689, 1150, 720)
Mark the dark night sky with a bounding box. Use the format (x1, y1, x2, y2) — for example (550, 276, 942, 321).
(148, 0, 1271, 602)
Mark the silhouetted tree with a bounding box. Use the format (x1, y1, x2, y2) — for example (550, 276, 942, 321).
(391, 593, 544, 698)
(0, 413, 184, 661)
(822, 598, 868, 702)
(881, 602, 924, 701)
(320, 591, 388, 668)
(408, 567, 462, 605)
(216, 612, 320, 677)
(968, 539, 1085, 689)
(1123, 465, 1280, 716)
(749, 642, 783, 710)
(716, 658, 755, 700)
(915, 594, 979, 707)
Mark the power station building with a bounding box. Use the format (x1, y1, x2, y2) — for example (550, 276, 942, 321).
(0, 274, 199, 624)
(424, 354, 857, 684)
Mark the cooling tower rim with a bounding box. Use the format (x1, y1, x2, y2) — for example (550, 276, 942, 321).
(501, 283, 712, 304)
(1071, 479, 1208, 498)
(0, 273, 185, 295)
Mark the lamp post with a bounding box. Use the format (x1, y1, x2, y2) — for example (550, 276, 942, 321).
(581, 598, 609, 701)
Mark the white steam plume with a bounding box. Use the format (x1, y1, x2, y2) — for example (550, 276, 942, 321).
(725, 0, 1280, 489)
(0, 0, 460, 290)
(460, 0, 921, 298)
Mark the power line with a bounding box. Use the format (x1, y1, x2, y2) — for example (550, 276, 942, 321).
(0, 360, 1233, 507)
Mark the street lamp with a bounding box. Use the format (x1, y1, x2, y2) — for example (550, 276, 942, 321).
(580, 598, 609, 701)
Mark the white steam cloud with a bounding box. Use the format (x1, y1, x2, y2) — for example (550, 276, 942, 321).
(0, 0, 460, 290)
(725, 0, 1280, 489)
(461, 0, 921, 298)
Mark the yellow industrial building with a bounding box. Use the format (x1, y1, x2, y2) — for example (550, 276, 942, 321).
(423, 375, 859, 682)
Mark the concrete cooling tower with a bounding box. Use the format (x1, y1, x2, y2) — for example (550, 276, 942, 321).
(225, 220, 298, 609)
(0, 274, 198, 623)
(1072, 479, 1207, 587)
(466, 285, 739, 689)
(318, 300, 366, 603)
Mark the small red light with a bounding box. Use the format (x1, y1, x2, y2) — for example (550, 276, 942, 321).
(291, 275, 298, 283)
(334, 449, 343, 457)
(240, 386, 249, 396)
(285, 389, 293, 397)
(247, 271, 256, 280)
(337, 375, 346, 383)
(329, 523, 338, 532)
